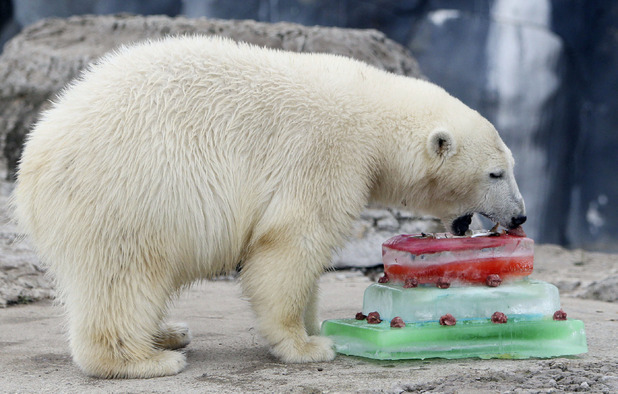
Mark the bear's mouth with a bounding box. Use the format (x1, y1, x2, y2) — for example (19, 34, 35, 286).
(451, 212, 520, 236)
(451, 214, 473, 236)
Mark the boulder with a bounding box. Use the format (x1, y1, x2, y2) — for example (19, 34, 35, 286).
(335, 208, 444, 268)
(0, 14, 423, 177)
(581, 275, 618, 303)
(0, 178, 54, 307)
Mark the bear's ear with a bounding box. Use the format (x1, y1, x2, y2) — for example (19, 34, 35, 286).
(427, 129, 457, 158)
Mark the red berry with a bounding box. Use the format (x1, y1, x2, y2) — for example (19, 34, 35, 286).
(403, 278, 418, 288)
(367, 311, 382, 324)
(390, 317, 406, 328)
(436, 277, 451, 289)
(486, 274, 502, 287)
(491, 311, 508, 324)
(439, 313, 456, 326)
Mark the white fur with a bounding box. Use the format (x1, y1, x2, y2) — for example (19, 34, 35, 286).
(12, 36, 524, 378)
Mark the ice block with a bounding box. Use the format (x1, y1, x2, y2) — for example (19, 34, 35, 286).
(362, 279, 560, 323)
(321, 318, 588, 360)
(321, 231, 587, 361)
(382, 233, 534, 285)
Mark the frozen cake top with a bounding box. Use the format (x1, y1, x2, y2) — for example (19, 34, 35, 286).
(382, 232, 533, 255)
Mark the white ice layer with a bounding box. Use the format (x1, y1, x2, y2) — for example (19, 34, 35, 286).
(362, 279, 560, 322)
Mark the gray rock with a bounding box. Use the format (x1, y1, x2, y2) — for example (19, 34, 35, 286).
(580, 275, 618, 303)
(333, 212, 444, 268)
(0, 177, 54, 307)
(360, 207, 392, 222)
(376, 215, 400, 232)
(398, 217, 444, 235)
(359, 208, 400, 233)
(0, 14, 423, 176)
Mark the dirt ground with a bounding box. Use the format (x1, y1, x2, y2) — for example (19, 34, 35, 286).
(1, 255, 617, 393)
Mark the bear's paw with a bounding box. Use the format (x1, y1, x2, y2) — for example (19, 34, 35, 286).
(79, 350, 187, 379)
(271, 335, 335, 363)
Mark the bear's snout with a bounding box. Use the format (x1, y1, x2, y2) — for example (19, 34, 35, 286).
(509, 215, 527, 228)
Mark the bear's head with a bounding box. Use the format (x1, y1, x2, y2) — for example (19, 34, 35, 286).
(418, 110, 526, 235)
(374, 92, 526, 236)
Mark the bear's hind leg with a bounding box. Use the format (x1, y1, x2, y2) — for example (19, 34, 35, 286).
(241, 235, 335, 363)
(66, 274, 187, 378)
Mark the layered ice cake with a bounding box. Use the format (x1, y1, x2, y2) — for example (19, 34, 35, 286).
(321, 231, 587, 360)
(381, 233, 534, 285)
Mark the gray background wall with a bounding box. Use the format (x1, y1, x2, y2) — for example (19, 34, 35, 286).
(1, 0, 617, 252)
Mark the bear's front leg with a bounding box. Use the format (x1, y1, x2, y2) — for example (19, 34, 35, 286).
(303, 282, 321, 336)
(240, 233, 335, 363)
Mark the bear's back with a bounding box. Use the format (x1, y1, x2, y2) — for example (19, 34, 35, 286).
(13, 37, 386, 278)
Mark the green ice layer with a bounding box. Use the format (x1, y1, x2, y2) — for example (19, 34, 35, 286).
(321, 318, 587, 360)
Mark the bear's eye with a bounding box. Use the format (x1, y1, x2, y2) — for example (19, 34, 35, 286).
(489, 171, 504, 179)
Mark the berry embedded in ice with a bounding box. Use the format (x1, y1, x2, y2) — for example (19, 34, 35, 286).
(355, 312, 367, 320)
(367, 311, 382, 324)
(439, 313, 456, 326)
(362, 279, 561, 323)
(491, 311, 508, 324)
(436, 277, 451, 289)
(378, 273, 389, 283)
(486, 274, 502, 287)
(390, 316, 406, 328)
(403, 278, 419, 288)
(553, 309, 567, 321)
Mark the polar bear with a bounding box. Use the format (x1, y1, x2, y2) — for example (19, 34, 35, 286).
(12, 36, 525, 378)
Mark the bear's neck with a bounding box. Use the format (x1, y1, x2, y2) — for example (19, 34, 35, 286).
(354, 75, 443, 210)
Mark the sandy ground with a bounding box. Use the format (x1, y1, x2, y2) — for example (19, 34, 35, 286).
(1, 262, 617, 393)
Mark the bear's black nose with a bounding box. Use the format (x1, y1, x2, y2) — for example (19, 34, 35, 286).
(511, 215, 527, 227)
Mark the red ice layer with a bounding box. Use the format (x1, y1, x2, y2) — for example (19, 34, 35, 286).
(383, 233, 530, 254)
(382, 233, 534, 285)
